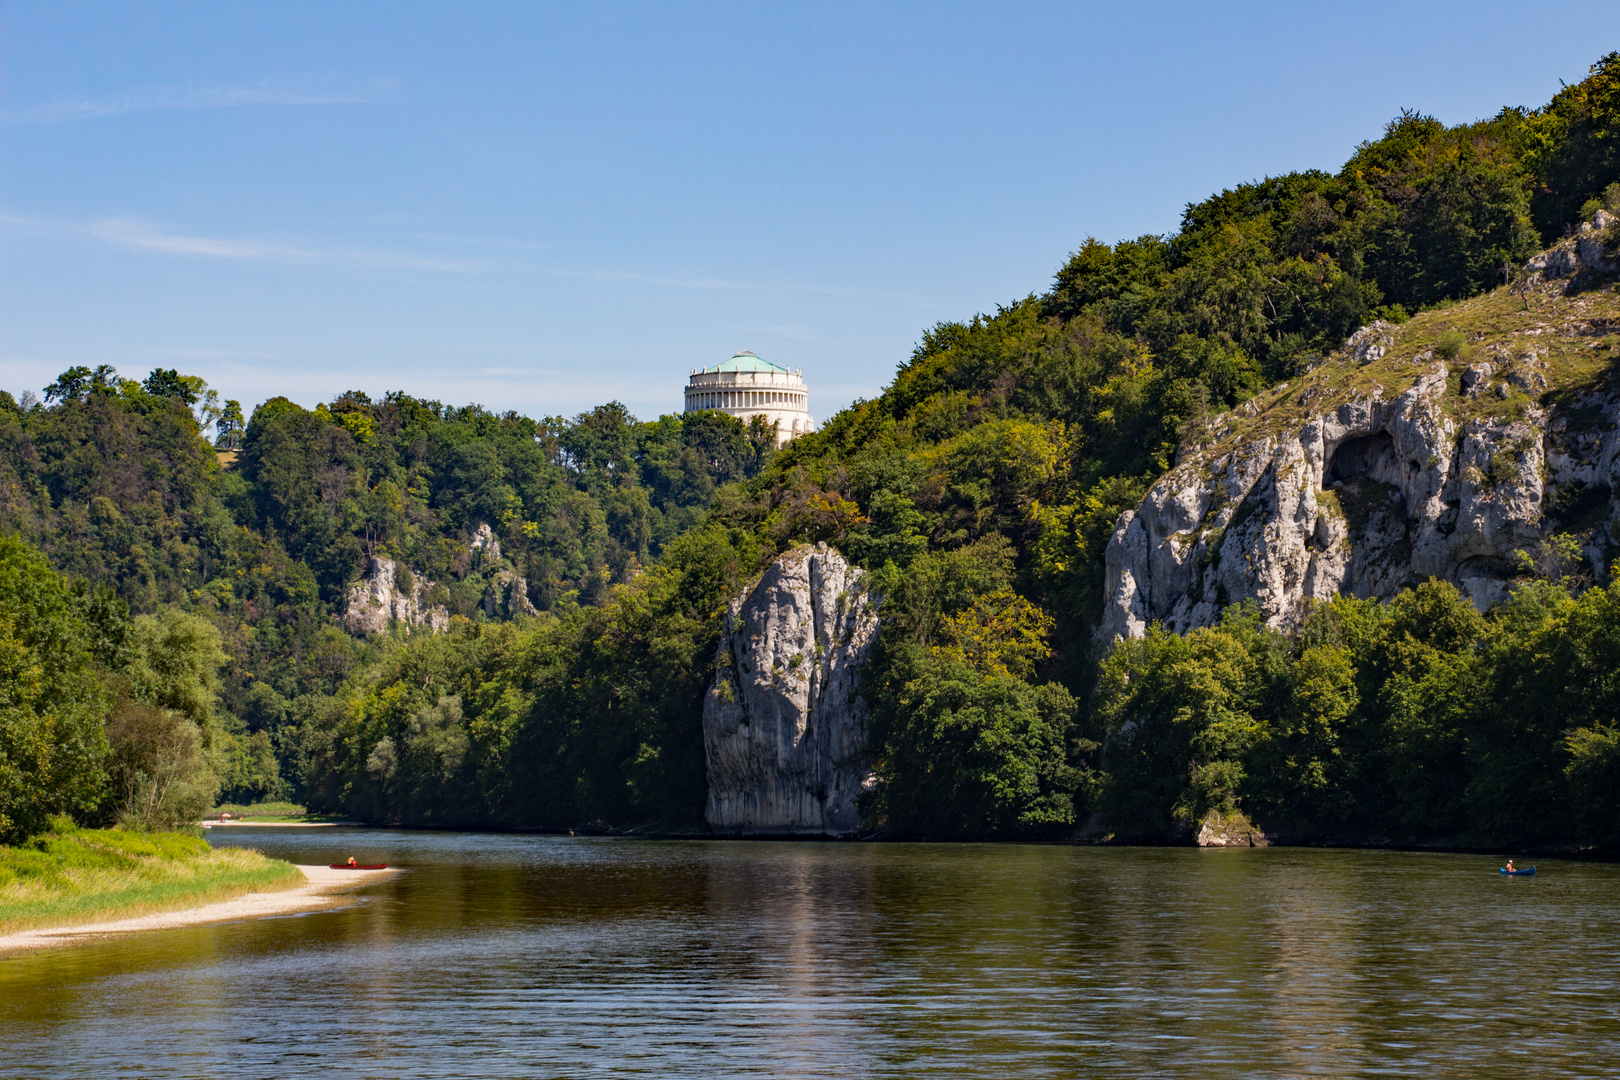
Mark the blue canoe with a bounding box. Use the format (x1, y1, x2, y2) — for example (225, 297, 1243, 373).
(1500, 866, 1537, 876)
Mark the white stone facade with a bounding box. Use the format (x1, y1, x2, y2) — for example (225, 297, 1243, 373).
(684, 351, 813, 446)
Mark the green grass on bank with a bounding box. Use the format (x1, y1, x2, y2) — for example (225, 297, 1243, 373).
(208, 801, 352, 823)
(0, 824, 303, 936)
(211, 801, 307, 819)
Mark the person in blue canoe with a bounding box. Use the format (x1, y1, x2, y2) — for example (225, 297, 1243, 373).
(1504, 859, 1516, 873)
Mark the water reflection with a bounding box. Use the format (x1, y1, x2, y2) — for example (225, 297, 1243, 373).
(3, 832, 1618, 1078)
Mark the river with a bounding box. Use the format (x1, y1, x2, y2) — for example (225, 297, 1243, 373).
(3, 830, 1618, 1078)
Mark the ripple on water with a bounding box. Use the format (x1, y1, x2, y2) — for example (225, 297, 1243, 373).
(2, 834, 1619, 1078)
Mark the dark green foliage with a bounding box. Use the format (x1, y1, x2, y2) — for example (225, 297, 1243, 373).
(141, 369, 197, 404)
(11, 55, 1620, 841)
(214, 399, 246, 450)
(1095, 605, 1285, 833)
(1519, 52, 1620, 239)
(0, 536, 111, 841)
(858, 538, 1089, 836)
(299, 522, 761, 827)
(867, 645, 1084, 835)
(1045, 105, 1547, 379)
(1095, 579, 1620, 846)
(1, 369, 777, 790)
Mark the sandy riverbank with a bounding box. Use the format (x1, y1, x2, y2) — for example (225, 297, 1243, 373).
(0, 865, 397, 953)
(200, 821, 359, 828)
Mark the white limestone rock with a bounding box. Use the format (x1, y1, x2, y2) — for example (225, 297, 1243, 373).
(703, 544, 880, 836)
(342, 557, 450, 635)
(1526, 207, 1620, 282)
(469, 522, 503, 569)
(1096, 347, 1596, 642)
(1346, 320, 1395, 365)
(483, 569, 538, 619)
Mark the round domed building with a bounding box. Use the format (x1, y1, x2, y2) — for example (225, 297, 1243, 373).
(684, 350, 813, 445)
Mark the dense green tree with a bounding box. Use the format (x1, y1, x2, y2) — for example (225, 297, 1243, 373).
(0, 535, 113, 841)
(11, 54, 1620, 840)
(1519, 51, 1620, 239)
(867, 646, 1083, 835)
(1094, 606, 1285, 833)
(142, 368, 198, 405)
(214, 399, 246, 450)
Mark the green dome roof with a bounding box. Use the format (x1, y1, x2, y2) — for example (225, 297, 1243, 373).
(703, 350, 791, 374)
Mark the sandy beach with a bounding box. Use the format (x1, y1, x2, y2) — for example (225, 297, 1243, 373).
(200, 820, 357, 828)
(0, 864, 397, 953)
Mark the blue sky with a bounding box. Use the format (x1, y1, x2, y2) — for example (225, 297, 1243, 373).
(4, 2, 1619, 425)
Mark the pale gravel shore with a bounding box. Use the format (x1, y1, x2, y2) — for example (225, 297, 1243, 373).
(0, 864, 398, 953)
(200, 821, 358, 828)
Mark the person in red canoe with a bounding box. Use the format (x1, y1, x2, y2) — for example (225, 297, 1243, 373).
(347, 856, 357, 867)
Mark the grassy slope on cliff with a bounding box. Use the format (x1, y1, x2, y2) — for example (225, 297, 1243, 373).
(0, 825, 301, 935)
(1203, 272, 1620, 457)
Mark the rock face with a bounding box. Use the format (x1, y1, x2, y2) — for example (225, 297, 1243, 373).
(342, 522, 539, 633)
(469, 522, 503, 569)
(1100, 211, 1620, 642)
(1526, 208, 1619, 282)
(483, 568, 538, 620)
(703, 544, 881, 836)
(1100, 361, 1547, 638)
(342, 557, 451, 635)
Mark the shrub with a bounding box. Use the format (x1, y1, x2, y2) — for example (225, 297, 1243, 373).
(105, 701, 219, 830)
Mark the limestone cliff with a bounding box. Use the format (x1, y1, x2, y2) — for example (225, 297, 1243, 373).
(703, 544, 881, 836)
(341, 557, 451, 635)
(483, 568, 539, 620)
(1101, 210, 1620, 641)
(470, 523, 538, 618)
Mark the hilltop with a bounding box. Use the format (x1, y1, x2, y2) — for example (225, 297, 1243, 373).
(7, 53, 1620, 847)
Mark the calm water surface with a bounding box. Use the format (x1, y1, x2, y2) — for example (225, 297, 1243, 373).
(2, 831, 1617, 1078)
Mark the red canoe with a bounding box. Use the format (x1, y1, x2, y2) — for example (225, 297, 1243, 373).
(328, 863, 389, 870)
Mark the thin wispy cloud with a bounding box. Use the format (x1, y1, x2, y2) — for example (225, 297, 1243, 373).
(88, 218, 482, 272)
(0, 213, 483, 273)
(3, 75, 397, 125)
(400, 231, 558, 251)
(2, 209, 918, 301)
(541, 265, 912, 301)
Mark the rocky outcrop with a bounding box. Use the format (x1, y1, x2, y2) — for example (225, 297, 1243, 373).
(1100, 361, 1560, 639)
(1100, 211, 1620, 642)
(1195, 810, 1272, 847)
(469, 523, 539, 618)
(703, 544, 881, 836)
(483, 569, 538, 619)
(342, 522, 542, 634)
(469, 522, 503, 569)
(342, 558, 450, 635)
(1526, 208, 1619, 283)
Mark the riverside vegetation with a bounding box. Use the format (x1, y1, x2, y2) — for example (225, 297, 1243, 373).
(0, 821, 301, 935)
(6, 54, 1620, 847)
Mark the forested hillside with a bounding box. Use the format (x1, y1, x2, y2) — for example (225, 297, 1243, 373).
(7, 53, 1620, 846)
